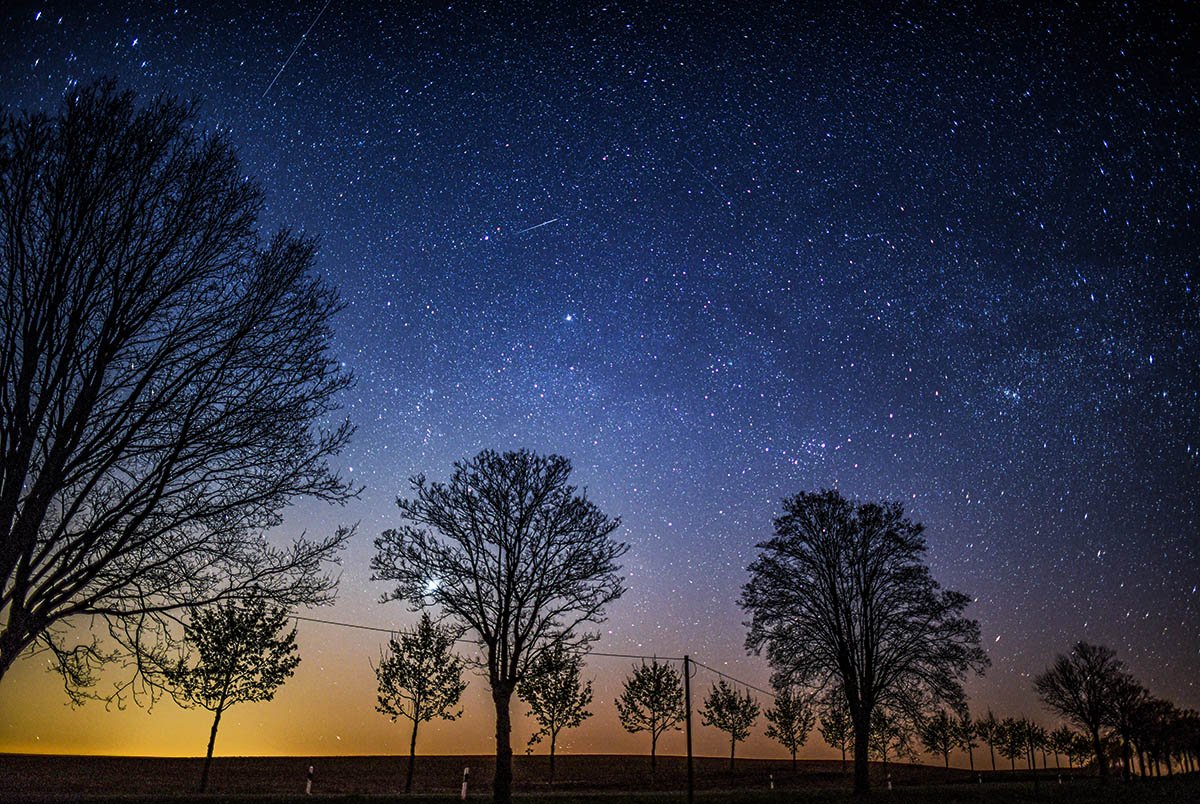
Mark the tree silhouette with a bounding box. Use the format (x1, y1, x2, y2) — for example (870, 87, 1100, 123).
(764, 684, 815, 770)
(615, 658, 685, 780)
(918, 708, 957, 777)
(869, 707, 917, 776)
(976, 709, 1001, 771)
(1106, 673, 1149, 781)
(742, 489, 989, 793)
(0, 81, 355, 700)
(700, 680, 760, 771)
(956, 708, 977, 773)
(1034, 641, 1125, 781)
(1049, 724, 1075, 769)
(373, 612, 467, 793)
(162, 598, 299, 792)
(996, 717, 1025, 771)
(518, 642, 593, 783)
(371, 449, 626, 804)
(818, 693, 853, 773)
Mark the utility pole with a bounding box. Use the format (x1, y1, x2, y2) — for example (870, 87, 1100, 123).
(684, 655, 694, 804)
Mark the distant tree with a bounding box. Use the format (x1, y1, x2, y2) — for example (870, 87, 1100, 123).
(0, 80, 354, 702)
(1028, 722, 1049, 771)
(996, 717, 1025, 771)
(919, 708, 957, 777)
(518, 642, 594, 783)
(615, 659, 685, 779)
(742, 490, 989, 794)
(764, 684, 815, 770)
(976, 709, 1001, 771)
(1106, 673, 1149, 782)
(162, 598, 299, 792)
(1034, 642, 1126, 781)
(869, 707, 917, 776)
(701, 680, 760, 771)
(1049, 725, 1076, 769)
(956, 709, 978, 773)
(1067, 730, 1093, 770)
(373, 612, 467, 793)
(819, 693, 853, 773)
(372, 449, 626, 804)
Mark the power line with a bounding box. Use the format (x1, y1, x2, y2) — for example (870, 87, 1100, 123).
(290, 613, 775, 699)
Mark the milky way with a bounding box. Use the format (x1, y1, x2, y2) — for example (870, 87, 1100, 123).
(0, 0, 1196, 758)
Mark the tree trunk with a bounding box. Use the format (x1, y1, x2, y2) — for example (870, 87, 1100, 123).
(968, 744, 975, 772)
(840, 745, 846, 774)
(549, 729, 557, 784)
(200, 706, 223, 793)
(791, 748, 797, 772)
(1120, 736, 1131, 782)
(405, 718, 419, 793)
(729, 736, 736, 772)
(650, 732, 658, 778)
(988, 742, 996, 771)
(852, 717, 871, 794)
(492, 681, 515, 804)
(1091, 726, 1108, 781)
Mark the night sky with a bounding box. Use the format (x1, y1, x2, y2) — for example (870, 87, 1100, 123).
(1, 0, 1197, 762)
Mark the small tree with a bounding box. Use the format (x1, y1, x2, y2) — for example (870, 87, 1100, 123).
(1034, 642, 1125, 781)
(919, 708, 957, 777)
(870, 707, 917, 775)
(765, 684, 815, 770)
(819, 694, 853, 773)
(374, 612, 467, 793)
(518, 642, 594, 783)
(956, 709, 978, 772)
(615, 659, 685, 779)
(997, 717, 1025, 771)
(701, 680, 760, 771)
(977, 709, 1002, 771)
(163, 598, 299, 792)
(1049, 725, 1075, 769)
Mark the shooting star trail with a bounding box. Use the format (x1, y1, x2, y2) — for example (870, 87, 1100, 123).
(683, 157, 735, 211)
(263, 0, 334, 98)
(514, 217, 560, 234)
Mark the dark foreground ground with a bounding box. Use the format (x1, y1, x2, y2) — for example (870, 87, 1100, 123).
(0, 753, 1193, 802)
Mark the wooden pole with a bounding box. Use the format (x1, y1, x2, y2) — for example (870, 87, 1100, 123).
(684, 655, 694, 804)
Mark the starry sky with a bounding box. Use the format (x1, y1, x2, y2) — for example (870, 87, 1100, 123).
(1, 0, 1197, 764)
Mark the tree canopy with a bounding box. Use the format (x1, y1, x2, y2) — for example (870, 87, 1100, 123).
(1034, 641, 1125, 781)
(0, 81, 354, 701)
(518, 642, 593, 782)
(615, 658, 685, 776)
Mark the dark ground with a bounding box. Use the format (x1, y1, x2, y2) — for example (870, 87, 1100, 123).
(0, 753, 1191, 802)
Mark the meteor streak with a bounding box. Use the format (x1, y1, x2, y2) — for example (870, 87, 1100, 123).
(514, 217, 559, 234)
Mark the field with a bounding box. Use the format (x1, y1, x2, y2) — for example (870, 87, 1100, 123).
(0, 753, 1194, 803)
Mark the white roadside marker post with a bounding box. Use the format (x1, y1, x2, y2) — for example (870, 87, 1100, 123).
(460, 766, 470, 800)
(306, 764, 314, 795)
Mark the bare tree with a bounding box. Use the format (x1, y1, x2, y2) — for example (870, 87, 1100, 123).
(615, 658, 685, 780)
(996, 717, 1024, 771)
(764, 683, 815, 770)
(1034, 642, 1125, 781)
(161, 597, 299, 792)
(373, 612, 467, 794)
(869, 706, 917, 776)
(818, 692, 852, 773)
(518, 641, 593, 783)
(742, 489, 989, 794)
(700, 680, 760, 771)
(1106, 672, 1149, 782)
(371, 449, 626, 804)
(0, 82, 355, 701)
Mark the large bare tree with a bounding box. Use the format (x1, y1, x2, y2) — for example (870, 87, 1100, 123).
(371, 449, 626, 804)
(741, 489, 988, 794)
(0, 82, 355, 700)
(1033, 641, 1125, 781)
